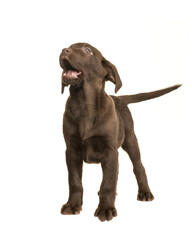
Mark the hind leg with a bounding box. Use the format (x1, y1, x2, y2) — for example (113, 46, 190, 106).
(122, 129, 154, 201)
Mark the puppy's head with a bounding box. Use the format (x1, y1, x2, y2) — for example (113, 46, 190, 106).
(59, 43, 122, 93)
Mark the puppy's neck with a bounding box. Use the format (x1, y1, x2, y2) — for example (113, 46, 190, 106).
(84, 82, 105, 114)
(70, 82, 107, 118)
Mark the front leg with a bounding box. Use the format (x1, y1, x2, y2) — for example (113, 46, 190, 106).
(61, 140, 83, 215)
(94, 149, 119, 221)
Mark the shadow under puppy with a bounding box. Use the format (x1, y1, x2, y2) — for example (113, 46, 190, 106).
(59, 43, 181, 222)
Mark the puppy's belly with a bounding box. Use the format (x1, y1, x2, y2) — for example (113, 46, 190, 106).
(82, 136, 107, 164)
(82, 145, 102, 164)
(83, 152, 101, 164)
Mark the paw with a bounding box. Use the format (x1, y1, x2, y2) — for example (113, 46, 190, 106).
(61, 203, 82, 215)
(94, 206, 117, 222)
(137, 192, 154, 201)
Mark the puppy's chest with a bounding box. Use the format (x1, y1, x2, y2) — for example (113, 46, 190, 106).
(72, 107, 108, 163)
(70, 102, 98, 138)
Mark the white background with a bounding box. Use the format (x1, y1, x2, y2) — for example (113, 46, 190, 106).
(0, 0, 191, 239)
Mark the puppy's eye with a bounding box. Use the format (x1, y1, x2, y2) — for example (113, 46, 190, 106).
(85, 48, 92, 54)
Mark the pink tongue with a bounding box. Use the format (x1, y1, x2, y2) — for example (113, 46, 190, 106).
(64, 70, 81, 78)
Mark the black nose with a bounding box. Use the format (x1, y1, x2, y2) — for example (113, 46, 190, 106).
(62, 48, 71, 55)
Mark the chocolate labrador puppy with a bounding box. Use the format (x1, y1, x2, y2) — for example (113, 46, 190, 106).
(59, 43, 181, 221)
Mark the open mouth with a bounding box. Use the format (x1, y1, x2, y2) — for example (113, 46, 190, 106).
(62, 59, 82, 80)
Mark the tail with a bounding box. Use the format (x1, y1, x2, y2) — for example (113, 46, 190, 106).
(119, 84, 182, 105)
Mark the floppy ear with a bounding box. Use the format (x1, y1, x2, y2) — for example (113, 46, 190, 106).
(61, 79, 65, 94)
(61, 74, 68, 94)
(102, 59, 122, 93)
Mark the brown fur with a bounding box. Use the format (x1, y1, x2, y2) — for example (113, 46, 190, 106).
(59, 43, 181, 221)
